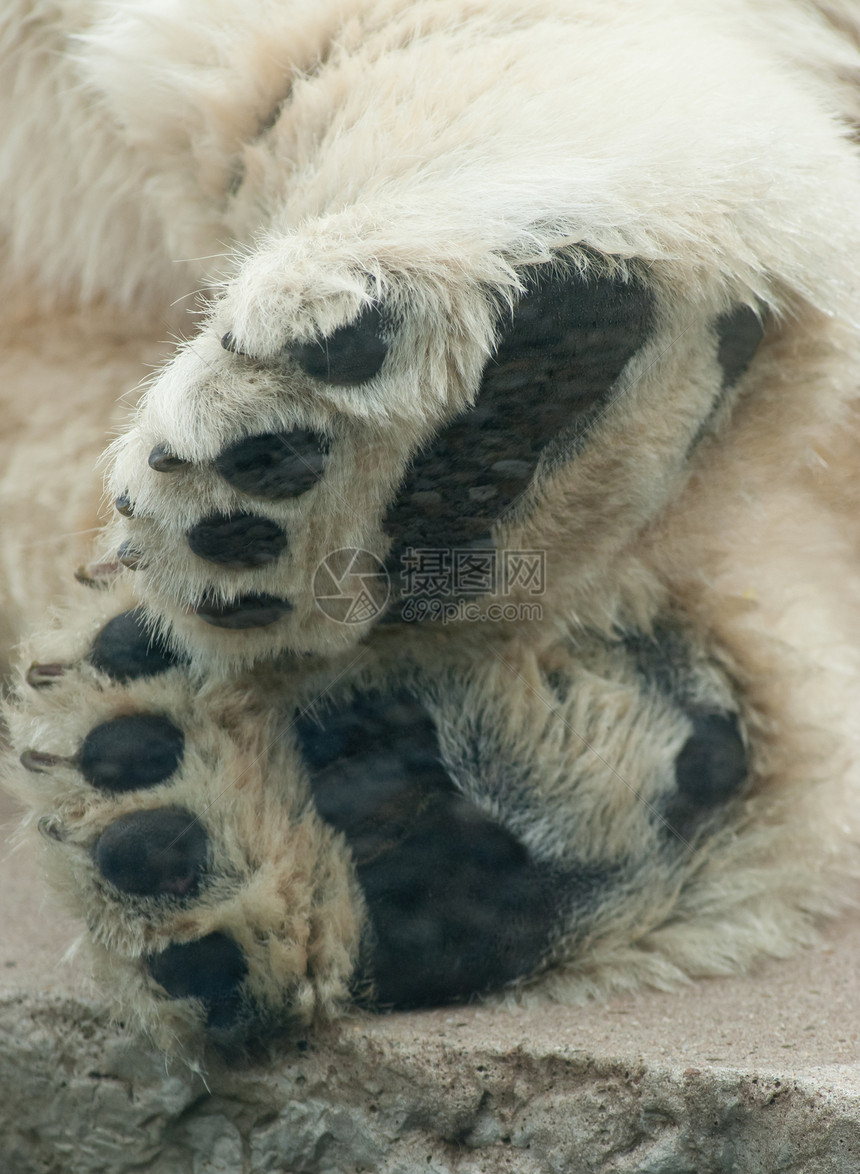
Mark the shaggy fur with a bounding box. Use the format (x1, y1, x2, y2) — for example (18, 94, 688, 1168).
(2, 0, 860, 1056)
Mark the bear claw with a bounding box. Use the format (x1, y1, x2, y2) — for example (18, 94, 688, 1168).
(148, 445, 190, 473)
(74, 561, 122, 588)
(25, 662, 66, 688)
(20, 749, 73, 773)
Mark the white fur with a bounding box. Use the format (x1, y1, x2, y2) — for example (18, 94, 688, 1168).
(2, 0, 860, 1054)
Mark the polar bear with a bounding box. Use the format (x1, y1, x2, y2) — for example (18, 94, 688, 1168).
(2, 0, 860, 1055)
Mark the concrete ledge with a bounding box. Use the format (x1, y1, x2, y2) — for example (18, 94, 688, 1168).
(2, 794, 860, 1174)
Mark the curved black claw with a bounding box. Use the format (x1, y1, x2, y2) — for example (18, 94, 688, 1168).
(79, 714, 185, 792)
(26, 662, 66, 688)
(38, 815, 67, 842)
(89, 610, 183, 682)
(195, 593, 292, 629)
(148, 445, 190, 473)
(74, 561, 121, 589)
(95, 806, 208, 897)
(186, 513, 288, 569)
(147, 932, 248, 1028)
(20, 750, 74, 773)
(117, 541, 144, 570)
(114, 492, 134, 517)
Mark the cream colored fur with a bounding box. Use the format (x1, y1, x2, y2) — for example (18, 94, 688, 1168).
(2, 0, 860, 1055)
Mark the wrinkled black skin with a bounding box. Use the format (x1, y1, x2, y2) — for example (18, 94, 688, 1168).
(382, 265, 655, 617)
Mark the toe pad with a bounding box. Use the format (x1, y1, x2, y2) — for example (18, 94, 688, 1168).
(147, 932, 248, 1028)
(80, 714, 185, 792)
(95, 806, 208, 897)
(89, 610, 182, 682)
(195, 593, 292, 629)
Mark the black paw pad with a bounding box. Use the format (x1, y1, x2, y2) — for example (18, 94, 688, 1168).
(382, 261, 653, 607)
(89, 610, 183, 682)
(288, 304, 389, 385)
(148, 445, 190, 473)
(79, 714, 185, 792)
(215, 430, 329, 499)
(95, 806, 208, 897)
(195, 593, 292, 629)
(675, 712, 747, 807)
(716, 305, 764, 388)
(147, 932, 248, 1028)
(186, 513, 288, 569)
(299, 691, 588, 1009)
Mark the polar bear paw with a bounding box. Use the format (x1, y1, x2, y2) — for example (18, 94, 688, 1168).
(4, 580, 363, 1055)
(101, 245, 765, 671)
(4, 566, 765, 1056)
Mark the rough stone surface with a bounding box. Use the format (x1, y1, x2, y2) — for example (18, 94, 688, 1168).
(1, 791, 860, 1173)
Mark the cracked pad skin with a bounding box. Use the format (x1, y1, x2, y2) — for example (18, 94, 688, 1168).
(2, 0, 860, 1059)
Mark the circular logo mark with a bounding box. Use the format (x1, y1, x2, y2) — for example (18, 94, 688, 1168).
(313, 547, 390, 624)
